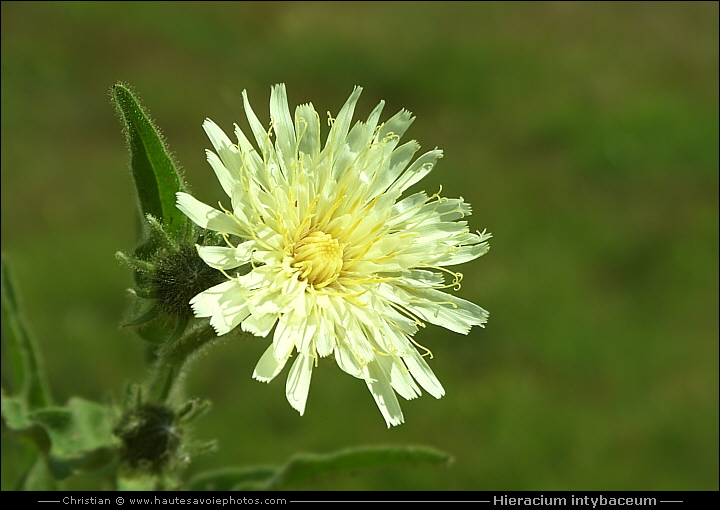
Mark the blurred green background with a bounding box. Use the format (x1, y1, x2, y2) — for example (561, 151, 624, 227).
(2, 1, 717, 491)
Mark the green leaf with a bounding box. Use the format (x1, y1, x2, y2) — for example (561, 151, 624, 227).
(32, 398, 112, 453)
(187, 445, 453, 491)
(269, 445, 453, 489)
(117, 473, 159, 491)
(267, 445, 452, 490)
(186, 466, 278, 491)
(18, 457, 59, 491)
(1, 392, 52, 454)
(1, 255, 52, 408)
(123, 303, 161, 328)
(117, 469, 179, 491)
(30, 397, 119, 479)
(111, 83, 189, 241)
(3, 393, 120, 485)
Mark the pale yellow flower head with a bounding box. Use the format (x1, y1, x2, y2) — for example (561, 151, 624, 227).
(177, 84, 491, 426)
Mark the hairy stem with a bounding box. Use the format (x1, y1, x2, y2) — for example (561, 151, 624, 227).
(146, 322, 218, 403)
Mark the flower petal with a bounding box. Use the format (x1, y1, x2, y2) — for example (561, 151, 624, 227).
(196, 244, 251, 270)
(189, 280, 237, 318)
(295, 103, 320, 160)
(241, 311, 278, 338)
(176, 192, 244, 236)
(364, 359, 404, 428)
(270, 84, 296, 173)
(403, 350, 445, 399)
(203, 119, 241, 196)
(253, 344, 290, 382)
(405, 287, 490, 334)
(286, 353, 314, 415)
(387, 149, 443, 195)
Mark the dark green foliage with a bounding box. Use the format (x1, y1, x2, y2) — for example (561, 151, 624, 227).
(112, 84, 190, 242)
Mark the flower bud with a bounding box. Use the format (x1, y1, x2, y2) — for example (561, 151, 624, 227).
(114, 403, 181, 473)
(149, 243, 226, 319)
(117, 218, 229, 342)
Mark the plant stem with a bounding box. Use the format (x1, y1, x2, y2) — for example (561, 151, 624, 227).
(146, 322, 218, 403)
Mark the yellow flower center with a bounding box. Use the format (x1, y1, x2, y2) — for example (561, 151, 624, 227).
(292, 231, 344, 288)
